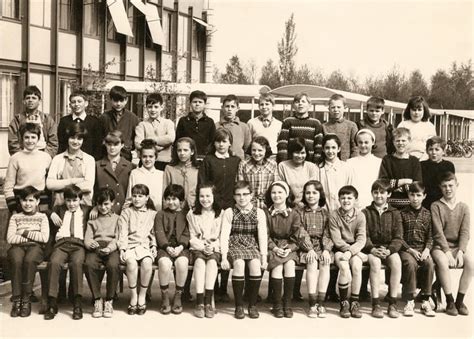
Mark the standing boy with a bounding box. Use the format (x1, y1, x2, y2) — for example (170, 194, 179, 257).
(323, 94, 358, 160)
(175, 90, 216, 162)
(8, 85, 58, 158)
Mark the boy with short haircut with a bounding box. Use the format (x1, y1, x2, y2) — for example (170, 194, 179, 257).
(45, 185, 92, 320)
(100, 86, 140, 161)
(57, 90, 105, 160)
(175, 90, 216, 161)
(379, 127, 422, 210)
(247, 93, 282, 157)
(362, 179, 402, 318)
(4, 123, 52, 214)
(323, 94, 358, 160)
(8, 85, 58, 158)
(215, 94, 251, 160)
(135, 93, 175, 170)
(84, 187, 120, 318)
(329, 185, 367, 318)
(7, 186, 50, 317)
(357, 96, 395, 158)
(399, 182, 435, 317)
(431, 172, 472, 316)
(420, 136, 455, 209)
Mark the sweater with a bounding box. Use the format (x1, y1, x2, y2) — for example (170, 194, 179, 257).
(323, 118, 358, 160)
(154, 209, 190, 249)
(163, 164, 199, 210)
(187, 209, 222, 252)
(117, 206, 157, 251)
(247, 115, 282, 155)
(420, 159, 455, 209)
(100, 109, 140, 160)
(431, 200, 470, 253)
(84, 213, 119, 252)
(135, 117, 175, 163)
(6, 212, 49, 245)
(175, 113, 216, 159)
(216, 117, 251, 160)
(276, 160, 318, 204)
(347, 154, 382, 209)
(329, 208, 366, 255)
(357, 117, 395, 158)
(397, 120, 436, 160)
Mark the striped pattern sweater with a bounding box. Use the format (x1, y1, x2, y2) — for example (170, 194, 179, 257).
(277, 115, 323, 163)
(7, 212, 50, 245)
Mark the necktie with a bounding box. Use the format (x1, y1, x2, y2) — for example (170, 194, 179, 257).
(70, 211, 75, 237)
(262, 119, 270, 128)
(111, 161, 117, 171)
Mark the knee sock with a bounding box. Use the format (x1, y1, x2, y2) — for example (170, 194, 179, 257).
(283, 277, 295, 308)
(456, 292, 465, 306)
(350, 293, 359, 304)
(372, 297, 380, 306)
(293, 270, 303, 297)
(176, 285, 184, 292)
(248, 275, 262, 307)
(446, 293, 455, 304)
(220, 270, 230, 294)
(271, 278, 283, 307)
(160, 284, 169, 291)
(317, 292, 326, 306)
(204, 289, 214, 305)
(232, 276, 245, 307)
(421, 294, 430, 301)
(196, 293, 204, 305)
(308, 293, 318, 307)
(338, 282, 349, 301)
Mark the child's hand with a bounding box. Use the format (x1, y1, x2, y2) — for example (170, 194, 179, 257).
(166, 246, 175, 257)
(122, 199, 132, 210)
(50, 212, 62, 228)
(398, 178, 413, 186)
(89, 240, 100, 249)
(203, 244, 213, 256)
(260, 255, 268, 270)
(151, 246, 157, 258)
(408, 248, 422, 261)
(445, 251, 456, 267)
(99, 247, 111, 256)
(120, 250, 126, 263)
(89, 207, 99, 220)
(320, 250, 331, 265)
(420, 248, 431, 261)
(221, 258, 230, 270)
(174, 245, 183, 256)
(341, 251, 352, 261)
(455, 250, 464, 268)
(306, 249, 317, 264)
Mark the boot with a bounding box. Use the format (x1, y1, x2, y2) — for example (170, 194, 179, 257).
(10, 296, 21, 317)
(20, 296, 31, 317)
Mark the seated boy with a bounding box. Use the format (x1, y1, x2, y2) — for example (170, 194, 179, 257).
(399, 182, 435, 317)
(329, 185, 366, 318)
(7, 186, 49, 317)
(431, 172, 472, 316)
(362, 179, 402, 318)
(44, 185, 92, 320)
(84, 187, 120, 318)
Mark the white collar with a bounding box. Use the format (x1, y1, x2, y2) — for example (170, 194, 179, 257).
(72, 112, 87, 121)
(440, 197, 458, 210)
(215, 151, 229, 159)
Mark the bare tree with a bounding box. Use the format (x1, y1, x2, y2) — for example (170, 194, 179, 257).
(278, 13, 298, 86)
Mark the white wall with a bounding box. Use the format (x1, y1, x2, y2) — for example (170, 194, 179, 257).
(0, 21, 22, 60)
(58, 32, 77, 68)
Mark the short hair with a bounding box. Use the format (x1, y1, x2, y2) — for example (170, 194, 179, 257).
(233, 180, 251, 194)
(338, 185, 358, 199)
(392, 127, 411, 140)
(366, 96, 385, 110)
(408, 181, 425, 193)
(293, 92, 310, 103)
(23, 85, 41, 99)
(209, 128, 233, 155)
(139, 139, 158, 156)
(328, 93, 346, 106)
(193, 183, 221, 216)
(426, 136, 446, 150)
(403, 96, 430, 121)
(259, 93, 275, 105)
(66, 121, 87, 139)
(163, 184, 185, 201)
(438, 171, 457, 184)
(247, 136, 272, 159)
(95, 187, 116, 205)
(223, 94, 239, 106)
(265, 181, 295, 208)
(19, 123, 41, 138)
(64, 184, 83, 199)
(18, 186, 41, 200)
(301, 180, 326, 207)
(170, 137, 199, 167)
(109, 86, 128, 101)
(103, 130, 124, 144)
(189, 90, 207, 103)
(371, 179, 392, 193)
(288, 137, 309, 159)
(131, 183, 149, 196)
(146, 93, 163, 106)
(69, 90, 88, 102)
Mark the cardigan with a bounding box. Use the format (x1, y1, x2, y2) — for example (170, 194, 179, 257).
(329, 208, 366, 255)
(100, 109, 140, 160)
(7, 212, 50, 245)
(175, 113, 216, 159)
(431, 200, 470, 253)
(84, 212, 119, 252)
(134, 117, 175, 163)
(154, 209, 190, 249)
(187, 209, 222, 252)
(323, 118, 358, 160)
(420, 159, 455, 209)
(216, 117, 251, 160)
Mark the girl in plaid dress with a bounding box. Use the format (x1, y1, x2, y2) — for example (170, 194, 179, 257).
(220, 181, 268, 319)
(298, 180, 333, 318)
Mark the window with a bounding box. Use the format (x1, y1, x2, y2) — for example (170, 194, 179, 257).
(83, 1, 100, 36)
(59, 0, 78, 32)
(30, 0, 51, 28)
(58, 79, 74, 118)
(191, 21, 205, 59)
(126, 5, 143, 45)
(1, 0, 20, 20)
(162, 11, 173, 52)
(107, 10, 120, 41)
(0, 73, 21, 128)
(178, 15, 189, 56)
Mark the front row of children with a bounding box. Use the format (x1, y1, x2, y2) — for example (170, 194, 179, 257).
(7, 171, 471, 320)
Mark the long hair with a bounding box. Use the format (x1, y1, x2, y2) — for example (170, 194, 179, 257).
(131, 184, 156, 210)
(318, 134, 341, 167)
(170, 137, 199, 167)
(193, 183, 221, 216)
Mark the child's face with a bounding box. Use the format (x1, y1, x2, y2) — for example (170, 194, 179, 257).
(105, 141, 124, 157)
(199, 187, 214, 210)
(304, 185, 320, 207)
(367, 106, 384, 123)
(23, 94, 41, 111)
(356, 133, 374, 156)
(20, 194, 40, 214)
(270, 185, 287, 206)
(328, 99, 345, 120)
(259, 100, 273, 117)
(339, 193, 356, 211)
(371, 189, 390, 207)
(408, 191, 426, 209)
(439, 179, 458, 201)
(131, 192, 148, 209)
(66, 197, 81, 212)
(176, 141, 194, 163)
(69, 96, 88, 115)
(97, 199, 113, 215)
(222, 100, 239, 121)
(292, 149, 307, 165)
(147, 102, 163, 120)
(110, 98, 128, 112)
(165, 196, 182, 211)
(393, 134, 410, 154)
(22, 131, 39, 151)
(409, 106, 424, 122)
(214, 137, 231, 155)
(68, 135, 84, 152)
(323, 139, 340, 162)
(251, 142, 266, 163)
(141, 148, 156, 170)
(190, 98, 206, 115)
(427, 143, 444, 163)
(234, 187, 253, 208)
(293, 97, 310, 115)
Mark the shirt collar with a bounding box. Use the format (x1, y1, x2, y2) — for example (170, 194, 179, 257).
(339, 207, 356, 222)
(147, 116, 162, 124)
(72, 112, 87, 121)
(25, 110, 42, 118)
(236, 204, 253, 213)
(304, 206, 322, 212)
(188, 112, 206, 121)
(108, 155, 121, 164)
(258, 115, 273, 122)
(270, 206, 291, 217)
(215, 151, 229, 159)
(440, 197, 457, 210)
(64, 150, 84, 160)
(374, 203, 389, 215)
(134, 206, 148, 212)
(221, 116, 240, 125)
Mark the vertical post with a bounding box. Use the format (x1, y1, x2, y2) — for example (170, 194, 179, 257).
(187, 6, 193, 83)
(251, 97, 255, 119)
(25, 0, 31, 84)
(359, 101, 363, 121)
(460, 117, 464, 139)
(53, 0, 59, 120)
(445, 113, 449, 140)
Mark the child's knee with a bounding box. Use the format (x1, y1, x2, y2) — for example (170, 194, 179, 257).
(232, 259, 245, 274)
(368, 255, 381, 269)
(158, 257, 172, 270)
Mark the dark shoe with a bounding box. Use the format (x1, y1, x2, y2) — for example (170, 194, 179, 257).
(327, 293, 340, 303)
(20, 298, 32, 317)
(248, 306, 259, 319)
(183, 292, 193, 303)
(350, 301, 362, 318)
(194, 304, 205, 318)
(387, 304, 400, 318)
(10, 298, 21, 318)
(172, 291, 183, 314)
(339, 300, 350, 318)
(272, 305, 284, 318)
(204, 304, 215, 318)
(127, 304, 137, 315)
(371, 304, 384, 318)
(30, 291, 39, 303)
(44, 306, 57, 320)
(360, 291, 371, 302)
(283, 307, 294, 318)
(446, 302, 459, 316)
(160, 291, 171, 315)
(219, 292, 231, 303)
(39, 301, 48, 315)
(293, 293, 304, 302)
(234, 306, 245, 319)
(456, 302, 469, 316)
(136, 304, 147, 315)
(72, 306, 83, 320)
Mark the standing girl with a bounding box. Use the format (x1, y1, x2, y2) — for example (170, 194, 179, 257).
(117, 184, 157, 315)
(187, 184, 222, 318)
(316, 134, 354, 212)
(397, 96, 436, 160)
(265, 181, 302, 318)
(237, 136, 277, 209)
(298, 180, 333, 318)
(163, 137, 199, 211)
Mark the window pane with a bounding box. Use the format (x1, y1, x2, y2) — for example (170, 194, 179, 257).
(0, 73, 20, 128)
(2, 0, 20, 19)
(83, 1, 99, 36)
(59, 79, 72, 118)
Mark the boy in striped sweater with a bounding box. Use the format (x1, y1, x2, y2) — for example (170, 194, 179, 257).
(7, 186, 50, 317)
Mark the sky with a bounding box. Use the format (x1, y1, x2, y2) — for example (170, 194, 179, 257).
(209, 0, 473, 82)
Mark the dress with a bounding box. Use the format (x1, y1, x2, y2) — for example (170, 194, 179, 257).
(228, 206, 261, 261)
(188, 210, 222, 263)
(298, 207, 333, 263)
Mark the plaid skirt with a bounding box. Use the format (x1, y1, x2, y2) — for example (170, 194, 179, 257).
(228, 234, 260, 261)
